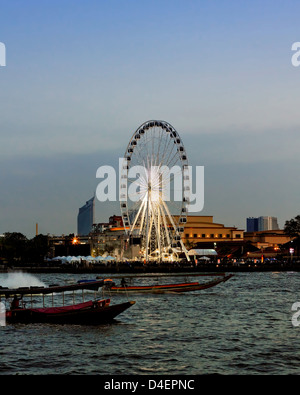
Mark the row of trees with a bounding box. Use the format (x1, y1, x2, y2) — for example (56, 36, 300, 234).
(0, 232, 49, 263)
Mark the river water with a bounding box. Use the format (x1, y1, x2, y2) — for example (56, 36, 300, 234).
(0, 271, 300, 375)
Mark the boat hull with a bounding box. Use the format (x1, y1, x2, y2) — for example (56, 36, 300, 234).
(106, 274, 233, 294)
(6, 300, 135, 325)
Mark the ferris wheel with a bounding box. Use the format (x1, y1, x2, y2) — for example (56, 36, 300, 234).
(120, 120, 190, 262)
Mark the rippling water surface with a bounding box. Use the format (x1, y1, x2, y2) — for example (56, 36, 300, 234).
(1, 271, 300, 375)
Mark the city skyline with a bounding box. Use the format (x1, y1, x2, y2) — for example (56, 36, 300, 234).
(1, 1, 300, 237)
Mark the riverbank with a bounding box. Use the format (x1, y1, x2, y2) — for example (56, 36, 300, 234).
(1, 261, 300, 273)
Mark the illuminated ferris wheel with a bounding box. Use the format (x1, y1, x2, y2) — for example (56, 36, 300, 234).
(120, 120, 190, 262)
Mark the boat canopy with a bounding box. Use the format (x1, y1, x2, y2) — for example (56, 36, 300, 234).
(188, 249, 217, 256)
(0, 279, 105, 297)
(51, 255, 116, 262)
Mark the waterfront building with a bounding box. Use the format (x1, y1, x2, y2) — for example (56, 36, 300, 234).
(90, 226, 128, 260)
(244, 229, 290, 250)
(77, 196, 95, 236)
(90, 215, 127, 259)
(177, 215, 244, 246)
(108, 215, 123, 228)
(49, 234, 91, 258)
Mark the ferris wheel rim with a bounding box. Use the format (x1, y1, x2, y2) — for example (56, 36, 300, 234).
(119, 120, 190, 261)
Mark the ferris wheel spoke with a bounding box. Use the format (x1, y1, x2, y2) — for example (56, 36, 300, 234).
(161, 146, 178, 170)
(130, 197, 147, 232)
(160, 132, 173, 161)
(138, 199, 148, 235)
(160, 196, 181, 234)
(154, 129, 165, 167)
(158, 202, 172, 246)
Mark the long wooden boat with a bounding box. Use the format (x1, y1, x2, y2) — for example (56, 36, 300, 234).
(0, 280, 135, 325)
(104, 274, 233, 294)
(5, 299, 135, 325)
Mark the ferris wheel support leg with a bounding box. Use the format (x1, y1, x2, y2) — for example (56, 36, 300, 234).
(180, 239, 191, 261)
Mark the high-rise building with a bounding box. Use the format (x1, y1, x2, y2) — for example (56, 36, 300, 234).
(246, 216, 279, 232)
(258, 216, 279, 231)
(77, 196, 95, 235)
(271, 217, 279, 230)
(247, 217, 259, 232)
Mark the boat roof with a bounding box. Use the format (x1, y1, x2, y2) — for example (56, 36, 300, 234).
(97, 272, 226, 280)
(0, 279, 105, 297)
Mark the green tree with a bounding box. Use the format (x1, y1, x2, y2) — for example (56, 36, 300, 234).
(2, 232, 28, 261)
(284, 216, 300, 258)
(284, 215, 300, 238)
(27, 234, 49, 263)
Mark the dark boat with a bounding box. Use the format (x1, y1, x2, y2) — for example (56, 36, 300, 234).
(5, 299, 135, 325)
(0, 280, 135, 325)
(104, 274, 233, 294)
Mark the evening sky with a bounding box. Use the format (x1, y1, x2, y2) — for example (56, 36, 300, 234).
(0, 0, 300, 237)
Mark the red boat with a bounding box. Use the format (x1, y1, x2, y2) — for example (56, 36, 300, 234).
(104, 274, 233, 294)
(0, 280, 135, 325)
(5, 298, 135, 325)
